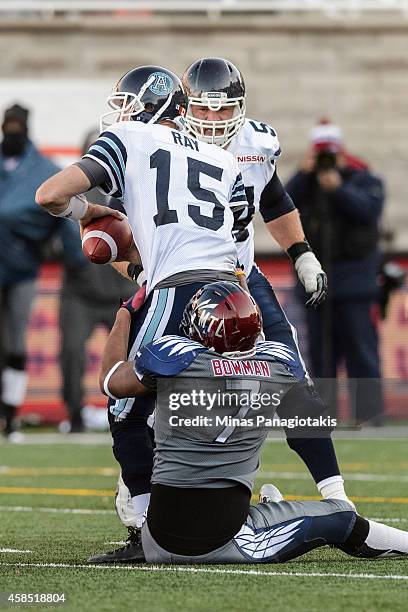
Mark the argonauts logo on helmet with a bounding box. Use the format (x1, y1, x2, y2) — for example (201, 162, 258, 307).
(149, 72, 174, 96)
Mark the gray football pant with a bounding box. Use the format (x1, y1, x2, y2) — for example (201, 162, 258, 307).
(0, 279, 36, 357)
(141, 498, 356, 564)
(59, 294, 117, 420)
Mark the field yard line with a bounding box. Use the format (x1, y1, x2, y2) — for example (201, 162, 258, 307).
(259, 471, 408, 483)
(0, 506, 115, 515)
(0, 486, 113, 497)
(1, 466, 408, 481)
(1, 430, 407, 445)
(368, 517, 408, 523)
(0, 562, 407, 581)
(2, 467, 407, 482)
(2, 487, 408, 503)
(0, 506, 406, 523)
(0, 549, 32, 553)
(0, 467, 116, 476)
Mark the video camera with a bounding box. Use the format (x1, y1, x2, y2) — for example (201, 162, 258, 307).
(315, 149, 338, 172)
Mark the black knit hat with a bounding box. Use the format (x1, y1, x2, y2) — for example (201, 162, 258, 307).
(2, 103, 29, 133)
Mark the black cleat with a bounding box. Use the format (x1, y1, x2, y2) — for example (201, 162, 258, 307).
(87, 526, 145, 564)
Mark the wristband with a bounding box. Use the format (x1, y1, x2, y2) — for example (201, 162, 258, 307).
(287, 240, 313, 264)
(103, 360, 124, 400)
(50, 194, 89, 221)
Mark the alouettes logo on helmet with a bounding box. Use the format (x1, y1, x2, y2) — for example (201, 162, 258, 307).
(180, 281, 262, 357)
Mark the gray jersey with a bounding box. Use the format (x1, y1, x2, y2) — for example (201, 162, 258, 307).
(135, 335, 302, 493)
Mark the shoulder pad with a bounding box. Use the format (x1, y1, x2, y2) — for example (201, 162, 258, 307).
(135, 335, 207, 377)
(255, 341, 305, 379)
(105, 121, 147, 138)
(241, 119, 281, 160)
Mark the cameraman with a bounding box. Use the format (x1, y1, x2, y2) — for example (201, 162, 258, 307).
(285, 120, 384, 425)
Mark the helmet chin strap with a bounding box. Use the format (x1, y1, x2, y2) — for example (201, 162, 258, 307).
(137, 74, 156, 99)
(150, 92, 174, 124)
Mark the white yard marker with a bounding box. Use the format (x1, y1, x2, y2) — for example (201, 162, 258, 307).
(0, 562, 407, 581)
(258, 471, 408, 483)
(0, 506, 115, 515)
(0, 549, 32, 554)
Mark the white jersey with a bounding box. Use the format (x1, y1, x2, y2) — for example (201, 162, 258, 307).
(227, 119, 281, 275)
(85, 122, 247, 294)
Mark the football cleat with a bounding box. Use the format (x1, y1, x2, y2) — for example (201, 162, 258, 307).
(87, 526, 145, 564)
(259, 483, 284, 504)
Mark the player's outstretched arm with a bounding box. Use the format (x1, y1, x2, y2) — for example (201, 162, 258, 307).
(99, 307, 148, 400)
(259, 173, 327, 308)
(36, 164, 123, 223)
(265, 208, 305, 251)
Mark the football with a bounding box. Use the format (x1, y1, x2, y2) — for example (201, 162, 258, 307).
(81, 215, 133, 264)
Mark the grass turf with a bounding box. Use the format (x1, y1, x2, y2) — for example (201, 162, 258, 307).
(0, 438, 407, 611)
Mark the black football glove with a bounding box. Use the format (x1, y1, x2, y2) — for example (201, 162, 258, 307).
(305, 272, 328, 308)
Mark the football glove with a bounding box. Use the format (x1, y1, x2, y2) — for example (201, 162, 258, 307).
(295, 252, 328, 308)
(121, 285, 146, 315)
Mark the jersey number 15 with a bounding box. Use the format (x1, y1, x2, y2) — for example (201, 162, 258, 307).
(150, 149, 225, 231)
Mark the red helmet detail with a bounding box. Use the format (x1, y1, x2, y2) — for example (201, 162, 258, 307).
(181, 281, 262, 356)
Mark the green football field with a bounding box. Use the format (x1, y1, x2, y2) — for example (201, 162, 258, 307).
(0, 436, 407, 612)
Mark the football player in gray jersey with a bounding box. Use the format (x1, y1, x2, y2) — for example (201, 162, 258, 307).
(181, 58, 351, 508)
(96, 281, 408, 564)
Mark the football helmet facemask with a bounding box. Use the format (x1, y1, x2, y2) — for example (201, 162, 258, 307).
(180, 281, 262, 357)
(182, 57, 246, 148)
(100, 65, 187, 131)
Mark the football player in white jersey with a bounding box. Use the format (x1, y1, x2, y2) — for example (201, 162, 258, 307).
(86, 60, 355, 565)
(181, 57, 352, 511)
(36, 65, 250, 563)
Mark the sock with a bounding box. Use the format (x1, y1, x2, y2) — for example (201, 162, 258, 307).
(365, 520, 408, 556)
(287, 437, 340, 484)
(317, 475, 355, 510)
(1, 366, 28, 407)
(131, 493, 151, 529)
(341, 515, 408, 558)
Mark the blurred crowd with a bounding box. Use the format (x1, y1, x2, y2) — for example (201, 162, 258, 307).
(0, 106, 135, 438)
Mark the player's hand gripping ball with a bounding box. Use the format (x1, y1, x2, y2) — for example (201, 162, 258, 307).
(81, 215, 133, 264)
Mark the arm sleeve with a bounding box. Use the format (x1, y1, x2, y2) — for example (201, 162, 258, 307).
(329, 173, 384, 224)
(74, 158, 110, 188)
(259, 171, 296, 223)
(82, 129, 128, 199)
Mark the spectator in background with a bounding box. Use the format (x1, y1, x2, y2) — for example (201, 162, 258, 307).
(59, 129, 136, 433)
(0, 103, 84, 440)
(285, 120, 384, 425)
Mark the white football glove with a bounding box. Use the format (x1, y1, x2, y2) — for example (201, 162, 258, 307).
(295, 252, 328, 308)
